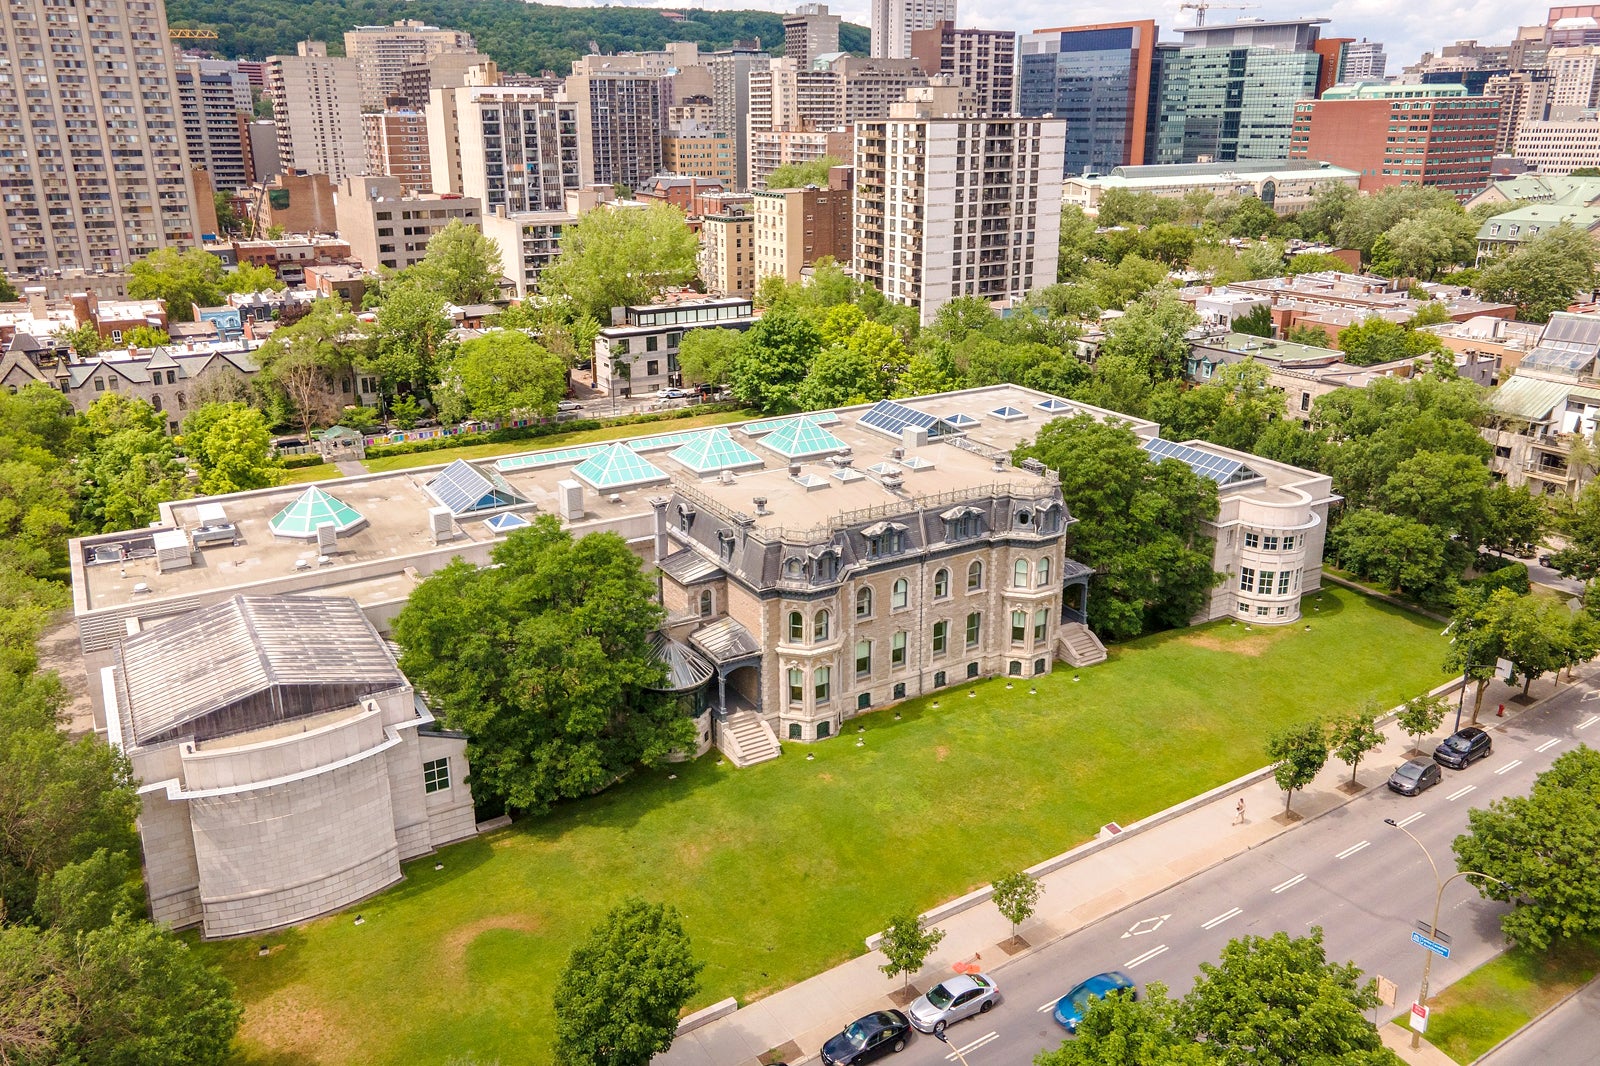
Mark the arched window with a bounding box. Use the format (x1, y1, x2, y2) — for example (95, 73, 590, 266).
(1013, 559, 1030, 588)
(892, 578, 909, 609)
(967, 560, 983, 591)
(176, 392, 187, 410)
(699, 589, 713, 617)
(856, 586, 873, 617)
(783, 557, 804, 579)
(933, 568, 950, 598)
(1037, 556, 1051, 587)
(788, 610, 804, 642)
(813, 609, 831, 642)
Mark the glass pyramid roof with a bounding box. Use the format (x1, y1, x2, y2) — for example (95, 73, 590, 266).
(754, 415, 848, 459)
(572, 442, 671, 490)
(744, 410, 840, 435)
(426, 459, 527, 516)
(669, 429, 765, 474)
(484, 511, 532, 534)
(268, 486, 366, 539)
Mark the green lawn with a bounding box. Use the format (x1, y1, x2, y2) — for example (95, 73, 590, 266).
(362, 409, 757, 472)
(205, 586, 1448, 1066)
(277, 465, 344, 485)
(1422, 936, 1600, 1063)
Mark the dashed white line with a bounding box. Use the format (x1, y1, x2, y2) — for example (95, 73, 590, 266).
(1037, 998, 1059, 1013)
(1201, 907, 1242, 930)
(1494, 759, 1523, 775)
(1336, 840, 1371, 860)
(1124, 944, 1169, 969)
(1446, 784, 1476, 801)
(1579, 714, 1599, 730)
(945, 1032, 999, 1060)
(1271, 874, 1306, 894)
(1395, 811, 1426, 828)
(1536, 738, 1562, 753)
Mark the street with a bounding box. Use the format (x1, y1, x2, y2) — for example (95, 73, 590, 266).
(880, 681, 1600, 1066)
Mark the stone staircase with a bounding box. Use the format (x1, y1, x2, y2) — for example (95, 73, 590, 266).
(715, 710, 782, 767)
(1057, 622, 1108, 667)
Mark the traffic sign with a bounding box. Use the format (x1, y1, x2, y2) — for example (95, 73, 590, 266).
(1414, 920, 1451, 943)
(1410, 1003, 1430, 1033)
(1412, 931, 1450, 958)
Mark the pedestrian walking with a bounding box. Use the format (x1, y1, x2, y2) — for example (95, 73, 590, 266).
(1234, 797, 1246, 825)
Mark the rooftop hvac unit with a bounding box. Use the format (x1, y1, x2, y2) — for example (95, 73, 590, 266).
(427, 507, 453, 544)
(317, 522, 340, 554)
(558, 479, 584, 520)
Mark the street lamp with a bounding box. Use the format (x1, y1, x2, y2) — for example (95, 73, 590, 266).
(934, 1029, 971, 1066)
(1383, 817, 1508, 1049)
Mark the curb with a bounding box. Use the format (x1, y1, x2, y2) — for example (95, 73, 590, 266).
(677, 998, 739, 1037)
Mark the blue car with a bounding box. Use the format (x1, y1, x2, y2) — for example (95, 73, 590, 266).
(1053, 971, 1137, 1032)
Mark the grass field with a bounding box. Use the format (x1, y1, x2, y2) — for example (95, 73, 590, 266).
(204, 586, 1449, 1066)
(1422, 936, 1600, 1064)
(277, 465, 344, 485)
(362, 409, 756, 472)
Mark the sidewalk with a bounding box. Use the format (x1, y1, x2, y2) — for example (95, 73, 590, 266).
(660, 666, 1589, 1066)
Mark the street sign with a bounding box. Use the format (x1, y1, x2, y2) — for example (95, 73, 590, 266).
(1412, 931, 1451, 958)
(1410, 1003, 1430, 1033)
(1414, 921, 1452, 944)
(1376, 976, 1397, 1008)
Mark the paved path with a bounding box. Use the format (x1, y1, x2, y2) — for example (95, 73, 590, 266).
(660, 665, 1596, 1066)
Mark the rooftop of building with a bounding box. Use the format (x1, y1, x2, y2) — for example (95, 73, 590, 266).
(1477, 202, 1600, 239)
(1078, 160, 1360, 186)
(1317, 81, 1473, 99)
(1192, 331, 1347, 364)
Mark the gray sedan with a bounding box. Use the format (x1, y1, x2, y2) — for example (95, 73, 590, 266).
(905, 973, 1000, 1034)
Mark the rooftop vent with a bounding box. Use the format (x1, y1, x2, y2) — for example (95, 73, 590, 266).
(890, 446, 905, 459)
(720, 469, 737, 485)
(753, 496, 770, 515)
(880, 471, 904, 490)
(788, 462, 802, 477)
(1020, 457, 1047, 476)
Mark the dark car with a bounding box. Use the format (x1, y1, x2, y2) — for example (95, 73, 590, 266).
(1053, 971, 1137, 1032)
(1538, 553, 1553, 567)
(1433, 726, 1492, 770)
(821, 1011, 911, 1066)
(1387, 757, 1443, 796)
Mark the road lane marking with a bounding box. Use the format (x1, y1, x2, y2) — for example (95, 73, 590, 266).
(1201, 907, 1242, 930)
(1536, 738, 1562, 753)
(1271, 874, 1306, 893)
(1446, 784, 1476, 801)
(1121, 915, 1171, 938)
(1395, 811, 1426, 828)
(1038, 998, 1059, 1013)
(1580, 714, 1599, 729)
(1494, 759, 1523, 775)
(1336, 840, 1370, 860)
(1124, 944, 1168, 969)
(945, 1032, 999, 1060)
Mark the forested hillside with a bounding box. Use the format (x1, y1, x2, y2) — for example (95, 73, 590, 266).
(164, 0, 870, 71)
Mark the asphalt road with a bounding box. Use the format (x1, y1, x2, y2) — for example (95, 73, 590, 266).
(877, 681, 1600, 1066)
(1479, 977, 1600, 1066)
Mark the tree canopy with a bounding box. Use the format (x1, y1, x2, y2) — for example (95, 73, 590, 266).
(1475, 225, 1600, 322)
(437, 331, 567, 422)
(128, 249, 283, 322)
(538, 203, 700, 323)
(180, 402, 281, 496)
(764, 155, 842, 190)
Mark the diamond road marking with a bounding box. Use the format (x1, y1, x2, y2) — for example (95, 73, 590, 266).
(1121, 915, 1171, 938)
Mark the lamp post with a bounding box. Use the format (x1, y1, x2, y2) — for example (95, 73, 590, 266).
(934, 1029, 972, 1066)
(1383, 817, 1508, 1049)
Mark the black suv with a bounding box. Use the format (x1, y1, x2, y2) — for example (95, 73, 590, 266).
(821, 1011, 911, 1066)
(1433, 726, 1492, 769)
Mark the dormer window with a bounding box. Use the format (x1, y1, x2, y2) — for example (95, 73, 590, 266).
(717, 529, 736, 562)
(677, 504, 696, 533)
(783, 556, 804, 580)
(863, 521, 908, 559)
(811, 547, 841, 583)
(1038, 503, 1063, 534)
(941, 505, 983, 541)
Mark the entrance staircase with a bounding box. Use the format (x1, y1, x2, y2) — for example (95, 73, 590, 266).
(1057, 622, 1108, 667)
(716, 710, 782, 767)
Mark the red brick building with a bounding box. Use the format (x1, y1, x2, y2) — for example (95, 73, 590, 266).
(1289, 82, 1500, 198)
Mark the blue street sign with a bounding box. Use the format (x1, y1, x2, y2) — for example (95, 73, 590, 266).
(1412, 931, 1451, 958)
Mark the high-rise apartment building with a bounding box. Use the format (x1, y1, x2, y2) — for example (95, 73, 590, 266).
(266, 43, 366, 183)
(871, 0, 958, 60)
(699, 207, 757, 297)
(567, 57, 670, 188)
(749, 128, 852, 188)
(855, 84, 1064, 325)
(1341, 39, 1388, 82)
(448, 86, 581, 214)
(749, 58, 847, 134)
(783, 4, 842, 68)
(1547, 45, 1600, 114)
(822, 54, 931, 121)
(708, 44, 772, 189)
(908, 22, 1017, 117)
(663, 124, 737, 186)
(1151, 19, 1329, 165)
(1515, 116, 1600, 173)
(753, 179, 852, 284)
(363, 109, 433, 193)
(1289, 82, 1500, 197)
(333, 176, 482, 274)
(395, 52, 496, 111)
(175, 58, 254, 194)
(1485, 71, 1553, 154)
(481, 207, 575, 298)
(1019, 21, 1160, 176)
(344, 20, 478, 110)
(1, 0, 198, 275)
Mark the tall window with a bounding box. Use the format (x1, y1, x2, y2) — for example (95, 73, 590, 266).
(1278, 570, 1292, 595)
(1239, 567, 1256, 593)
(965, 611, 981, 648)
(1011, 610, 1027, 644)
(813, 609, 830, 641)
(891, 631, 907, 667)
(1033, 608, 1049, 642)
(1013, 559, 1030, 588)
(932, 620, 949, 655)
(788, 668, 804, 704)
(1259, 570, 1276, 595)
(933, 568, 950, 598)
(856, 640, 872, 677)
(699, 589, 713, 617)
(856, 586, 873, 618)
(788, 610, 804, 642)
(967, 560, 983, 591)
(422, 758, 450, 793)
(814, 666, 831, 702)
(1037, 556, 1051, 587)
(892, 578, 909, 610)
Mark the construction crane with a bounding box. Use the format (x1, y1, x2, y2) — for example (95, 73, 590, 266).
(1178, 1, 1258, 26)
(168, 28, 219, 40)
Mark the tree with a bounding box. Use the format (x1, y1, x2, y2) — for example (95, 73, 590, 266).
(1377, 450, 1490, 543)
(1286, 251, 1354, 276)
(365, 276, 455, 399)
(1481, 587, 1566, 696)
(1035, 982, 1210, 1066)
(990, 872, 1041, 943)
(1336, 317, 1449, 367)
(1266, 721, 1328, 816)
(539, 203, 700, 322)
(1328, 705, 1386, 787)
(1097, 288, 1199, 381)
(729, 308, 822, 413)
(256, 297, 362, 436)
(1453, 746, 1600, 950)
(675, 327, 745, 387)
(439, 331, 566, 422)
(212, 191, 240, 235)
(411, 220, 505, 305)
(393, 516, 694, 813)
(1396, 693, 1448, 755)
(122, 325, 171, 349)
(878, 912, 945, 994)
(128, 248, 228, 322)
(1285, 323, 1334, 348)
(551, 898, 703, 1066)
(52, 321, 104, 357)
(1369, 209, 1478, 279)
(223, 262, 285, 296)
(1328, 509, 1454, 604)
(1482, 482, 1545, 558)
(1551, 477, 1600, 581)
(73, 394, 189, 533)
(1083, 254, 1170, 311)
(1476, 225, 1600, 323)
(180, 402, 280, 495)
(764, 155, 842, 189)
(0, 273, 16, 302)
(1232, 303, 1274, 337)
(1445, 588, 1504, 726)
(794, 342, 889, 410)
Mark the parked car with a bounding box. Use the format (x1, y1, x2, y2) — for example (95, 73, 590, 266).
(1387, 756, 1442, 796)
(906, 973, 999, 1034)
(820, 1011, 911, 1066)
(1433, 726, 1492, 769)
(1538, 553, 1553, 567)
(662, 387, 692, 399)
(556, 400, 583, 412)
(1053, 971, 1136, 1032)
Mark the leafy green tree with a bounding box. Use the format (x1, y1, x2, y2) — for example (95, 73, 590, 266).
(1377, 450, 1490, 543)
(878, 912, 945, 994)
(1482, 482, 1545, 558)
(1328, 704, 1386, 787)
(1036, 982, 1209, 1066)
(0, 387, 76, 575)
(256, 297, 363, 436)
(1329, 509, 1453, 604)
(122, 325, 171, 349)
(212, 191, 240, 235)
(0, 274, 17, 302)
(1097, 287, 1200, 380)
(438, 331, 567, 422)
(128, 248, 229, 321)
(1476, 225, 1600, 322)
(1083, 254, 1169, 310)
(1266, 721, 1329, 816)
(1336, 317, 1449, 367)
(224, 262, 285, 296)
(1396, 692, 1448, 755)
(1206, 195, 1278, 239)
(894, 347, 963, 397)
(1482, 587, 1566, 696)
(1330, 185, 1465, 263)
(1057, 206, 1100, 281)
(551, 898, 703, 1066)
(764, 155, 842, 189)
(1453, 746, 1600, 950)
(539, 203, 700, 322)
(1285, 251, 1354, 276)
(366, 276, 455, 399)
(675, 327, 745, 386)
(393, 516, 694, 812)
(991, 872, 1041, 942)
(1097, 189, 1180, 228)
(411, 220, 504, 305)
(1016, 415, 1221, 640)
(729, 308, 822, 413)
(1445, 587, 1505, 726)
(1550, 476, 1600, 581)
(1232, 303, 1274, 337)
(795, 342, 890, 410)
(1369, 209, 1479, 279)
(1138, 223, 1198, 266)
(73, 394, 188, 532)
(1285, 323, 1334, 347)
(180, 402, 280, 496)
(52, 321, 104, 357)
